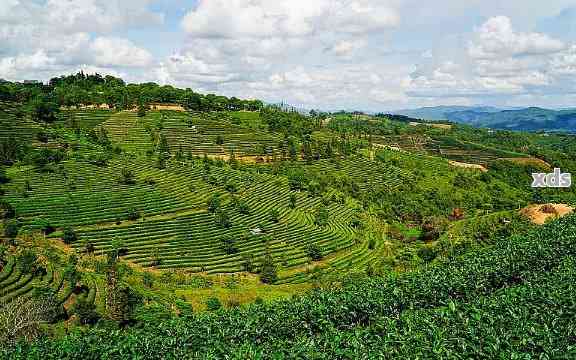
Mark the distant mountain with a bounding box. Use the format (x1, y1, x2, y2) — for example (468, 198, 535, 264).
(395, 106, 576, 132)
(395, 106, 502, 121)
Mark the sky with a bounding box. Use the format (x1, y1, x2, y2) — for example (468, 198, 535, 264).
(1, 0, 576, 112)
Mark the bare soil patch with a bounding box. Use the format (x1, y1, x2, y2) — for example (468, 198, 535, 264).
(520, 203, 574, 225)
(448, 160, 488, 172)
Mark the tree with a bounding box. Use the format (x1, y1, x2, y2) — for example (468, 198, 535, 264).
(28, 95, 59, 123)
(62, 227, 78, 245)
(0, 200, 15, 219)
(4, 220, 19, 238)
(137, 102, 147, 117)
(16, 249, 37, 274)
(306, 243, 323, 261)
(118, 167, 136, 185)
(143, 272, 154, 288)
(235, 199, 250, 215)
(126, 208, 141, 221)
(269, 208, 280, 223)
(259, 252, 278, 284)
(0, 167, 10, 184)
(207, 193, 221, 213)
(157, 134, 170, 154)
(73, 296, 99, 325)
(105, 255, 139, 323)
(215, 209, 232, 228)
(314, 206, 329, 226)
(220, 235, 238, 254)
(241, 253, 255, 272)
(289, 193, 297, 209)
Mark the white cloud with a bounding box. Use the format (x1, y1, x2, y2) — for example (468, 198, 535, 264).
(181, 0, 399, 38)
(330, 40, 366, 57)
(550, 45, 576, 75)
(90, 37, 153, 68)
(44, 0, 164, 33)
(468, 16, 565, 59)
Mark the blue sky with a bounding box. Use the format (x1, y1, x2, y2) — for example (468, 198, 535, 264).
(1, 0, 576, 111)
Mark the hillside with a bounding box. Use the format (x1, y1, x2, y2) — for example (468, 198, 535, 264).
(5, 214, 576, 358)
(1, 73, 576, 358)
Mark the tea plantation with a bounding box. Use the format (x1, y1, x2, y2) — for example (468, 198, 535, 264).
(1, 73, 575, 357)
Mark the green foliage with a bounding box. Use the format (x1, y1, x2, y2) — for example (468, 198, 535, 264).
(259, 252, 278, 284)
(3, 220, 19, 238)
(118, 167, 136, 185)
(142, 272, 154, 288)
(314, 206, 329, 227)
(28, 95, 59, 123)
(137, 103, 147, 118)
(7, 215, 576, 358)
(220, 235, 238, 255)
(62, 227, 78, 245)
(269, 208, 280, 223)
(417, 245, 437, 262)
(126, 208, 141, 221)
(207, 193, 221, 213)
(306, 243, 323, 261)
(73, 296, 99, 325)
(16, 249, 37, 274)
(214, 209, 232, 228)
(289, 193, 297, 209)
(205, 297, 222, 311)
(0, 200, 15, 220)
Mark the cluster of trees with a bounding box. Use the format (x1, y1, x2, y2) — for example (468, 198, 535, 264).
(0, 72, 264, 114)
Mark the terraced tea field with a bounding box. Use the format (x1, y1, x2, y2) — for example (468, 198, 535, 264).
(0, 101, 39, 142)
(102, 110, 280, 157)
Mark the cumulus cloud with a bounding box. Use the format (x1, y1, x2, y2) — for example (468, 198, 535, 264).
(0, 0, 162, 80)
(468, 16, 565, 59)
(406, 16, 574, 104)
(181, 0, 399, 38)
(90, 37, 153, 68)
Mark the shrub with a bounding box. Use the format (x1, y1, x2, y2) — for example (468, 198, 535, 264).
(73, 296, 99, 325)
(126, 208, 141, 221)
(259, 253, 278, 284)
(417, 246, 437, 262)
(225, 181, 238, 193)
(4, 220, 19, 239)
(36, 131, 49, 143)
(205, 297, 222, 311)
(306, 243, 323, 261)
(220, 235, 238, 255)
(269, 209, 280, 223)
(118, 167, 136, 185)
(143, 272, 154, 288)
(215, 210, 232, 228)
(0, 200, 15, 219)
(63, 227, 78, 245)
(314, 206, 329, 226)
(368, 237, 376, 250)
(207, 193, 221, 213)
(16, 249, 37, 274)
(289, 193, 297, 208)
(0, 168, 9, 184)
